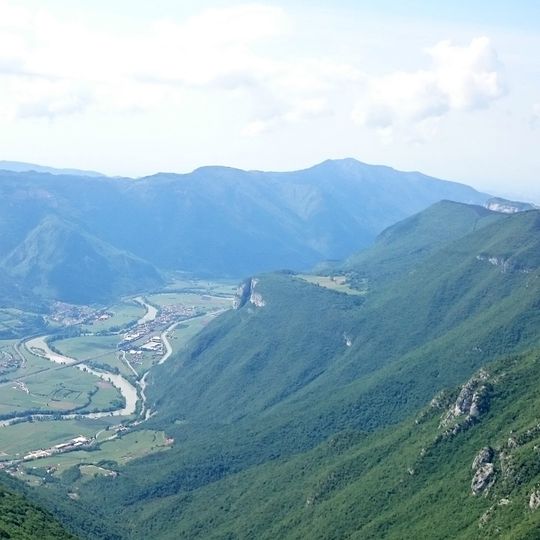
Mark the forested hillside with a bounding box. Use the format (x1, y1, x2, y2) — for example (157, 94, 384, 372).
(0, 475, 76, 539)
(29, 203, 540, 539)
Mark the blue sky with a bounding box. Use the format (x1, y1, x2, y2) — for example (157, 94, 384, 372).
(0, 1, 538, 200)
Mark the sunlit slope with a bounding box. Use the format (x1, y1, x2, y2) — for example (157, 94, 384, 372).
(149, 208, 540, 434)
(33, 204, 540, 539)
(0, 475, 76, 539)
(342, 199, 504, 284)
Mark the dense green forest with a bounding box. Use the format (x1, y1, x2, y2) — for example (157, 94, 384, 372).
(0, 475, 75, 539)
(18, 202, 540, 539)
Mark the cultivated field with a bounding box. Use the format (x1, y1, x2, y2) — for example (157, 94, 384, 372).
(0, 418, 118, 460)
(30, 429, 171, 474)
(0, 363, 120, 418)
(147, 291, 233, 310)
(80, 301, 145, 333)
(0, 279, 236, 476)
(53, 335, 134, 379)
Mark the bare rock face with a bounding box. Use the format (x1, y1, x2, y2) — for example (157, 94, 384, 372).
(440, 369, 491, 436)
(484, 197, 538, 214)
(529, 490, 540, 510)
(233, 278, 265, 309)
(471, 446, 496, 495)
(233, 279, 251, 309)
(249, 278, 266, 307)
(472, 463, 495, 495)
(472, 447, 494, 470)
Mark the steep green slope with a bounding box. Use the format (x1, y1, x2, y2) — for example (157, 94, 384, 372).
(132, 349, 540, 540)
(342, 199, 503, 285)
(149, 209, 540, 433)
(0, 476, 76, 539)
(1, 215, 163, 304)
(39, 204, 540, 540)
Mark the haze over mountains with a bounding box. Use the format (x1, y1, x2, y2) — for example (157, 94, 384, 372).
(0, 158, 488, 305)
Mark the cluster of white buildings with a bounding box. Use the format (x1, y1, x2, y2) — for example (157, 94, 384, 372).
(23, 435, 91, 461)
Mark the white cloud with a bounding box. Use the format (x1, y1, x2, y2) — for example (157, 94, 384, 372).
(131, 4, 288, 87)
(353, 37, 507, 139)
(0, 2, 293, 119)
(242, 97, 332, 136)
(0, 1, 360, 127)
(531, 103, 540, 128)
(0, 1, 511, 146)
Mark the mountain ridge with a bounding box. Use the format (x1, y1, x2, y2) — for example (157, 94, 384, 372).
(0, 159, 491, 304)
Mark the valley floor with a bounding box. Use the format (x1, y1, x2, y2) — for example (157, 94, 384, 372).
(0, 278, 235, 482)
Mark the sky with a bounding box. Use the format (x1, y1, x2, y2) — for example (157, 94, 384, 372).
(0, 0, 539, 201)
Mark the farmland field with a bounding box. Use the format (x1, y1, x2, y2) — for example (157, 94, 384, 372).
(0, 418, 118, 460)
(0, 280, 235, 478)
(29, 430, 171, 474)
(147, 291, 233, 310)
(0, 364, 120, 418)
(161, 276, 237, 296)
(80, 301, 145, 333)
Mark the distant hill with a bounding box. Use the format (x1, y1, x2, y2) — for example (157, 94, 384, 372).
(0, 159, 489, 303)
(342, 200, 504, 284)
(1, 215, 163, 304)
(146, 207, 540, 430)
(0, 160, 105, 177)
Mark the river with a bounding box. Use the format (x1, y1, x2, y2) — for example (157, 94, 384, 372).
(1, 304, 228, 428)
(0, 336, 140, 426)
(134, 297, 158, 325)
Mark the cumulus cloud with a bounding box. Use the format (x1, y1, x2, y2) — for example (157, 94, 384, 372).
(0, 1, 360, 126)
(131, 4, 288, 88)
(0, 1, 510, 142)
(0, 2, 293, 119)
(353, 37, 507, 139)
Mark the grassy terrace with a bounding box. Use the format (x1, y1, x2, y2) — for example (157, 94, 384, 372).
(295, 274, 367, 295)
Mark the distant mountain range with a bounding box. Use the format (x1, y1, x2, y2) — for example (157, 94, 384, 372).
(0, 158, 489, 305)
(0, 160, 105, 177)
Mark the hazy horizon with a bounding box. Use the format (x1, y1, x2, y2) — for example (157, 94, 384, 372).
(1, 1, 539, 201)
